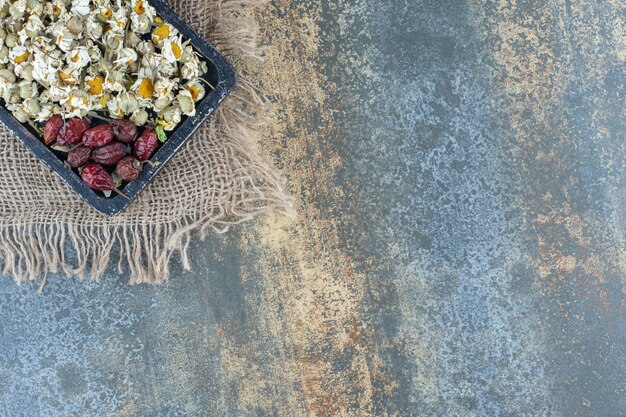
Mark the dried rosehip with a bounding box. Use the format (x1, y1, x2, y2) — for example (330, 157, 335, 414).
(110, 119, 138, 143)
(92, 141, 129, 165)
(44, 115, 63, 145)
(57, 117, 90, 146)
(134, 128, 158, 161)
(82, 124, 114, 148)
(116, 156, 142, 181)
(81, 163, 116, 191)
(66, 146, 91, 168)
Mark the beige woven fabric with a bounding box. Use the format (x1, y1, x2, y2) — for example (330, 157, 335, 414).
(0, 0, 293, 285)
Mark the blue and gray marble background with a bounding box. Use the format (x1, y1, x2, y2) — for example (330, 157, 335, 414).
(0, 0, 624, 415)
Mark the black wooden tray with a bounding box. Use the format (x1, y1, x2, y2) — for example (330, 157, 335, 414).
(0, 0, 236, 216)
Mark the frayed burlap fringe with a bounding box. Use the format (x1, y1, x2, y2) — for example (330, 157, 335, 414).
(0, 0, 294, 287)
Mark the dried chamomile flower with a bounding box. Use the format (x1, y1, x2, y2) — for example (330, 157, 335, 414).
(107, 69, 126, 83)
(7, 90, 21, 104)
(9, 0, 27, 20)
(71, 0, 91, 17)
(33, 102, 54, 122)
(63, 89, 91, 117)
(130, 108, 149, 126)
(162, 36, 184, 64)
(136, 40, 155, 56)
(24, 97, 40, 115)
(85, 16, 104, 41)
(32, 36, 53, 53)
(26, 0, 43, 16)
(181, 59, 200, 80)
(13, 61, 34, 80)
(118, 91, 139, 114)
(160, 60, 179, 77)
(9, 45, 30, 65)
(59, 66, 81, 85)
(52, 24, 75, 52)
(154, 78, 177, 97)
(132, 77, 155, 100)
(102, 30, 124, 51)
(39, 90, 52, 104)
(15, 62, 34, 80)
(98, 57, 114, 72)
(0, 68, 16, 93)
(115, 48, 138, 67)
(11, 105, 29, 123)
(0, 46, 8, 64)
(159, 105, 182, 131)
(47, 84, 72, 102)
(151, 24, 177, 46)
(139, 53, 165, 78)
(67, 46, 91, 69)
(125, 32, 142, 48)
(4, 33, 16, 49)
(131, 11, 153, 34)
(21, 14, 44, 39)
(18, 80, 37, 99)
(107, 94, 125, 118)
(153, 95, 172, 112)
(103, 72, 127, 93)
(198, 61, 209, 77)
(176, 90, 196, 117)
(132, 0, 156, 19)
(186, 80, 206, 102)
(87, 42, 102, 63)
(85, 74, 104, 96)
(109, 7, 128, 33)
(66, 15, 84, 36)
(32, 54, 58, 86)
(51, 0, 68, 18)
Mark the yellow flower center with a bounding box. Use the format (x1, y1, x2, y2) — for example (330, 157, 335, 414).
(87, 76, 104, 95)
(171, 43, 182, 59)
(71, 52, 80, 63)
(152, 25, 170, 43)
(101, 8, 112, 18)
(34, 38, 46, 51)
(134, 1, 145, 14)
(188, 85, 200, 100)
(53, 5, 62, 16)
(60, 71, 77, 85)
(15, 51, 30, 64)
(137, 78, 154, 99)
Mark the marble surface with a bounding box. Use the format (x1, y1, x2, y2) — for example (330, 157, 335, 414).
(0, 0, 624, 415)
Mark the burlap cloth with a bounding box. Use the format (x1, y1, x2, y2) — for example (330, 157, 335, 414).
(0, 0, 293, 286)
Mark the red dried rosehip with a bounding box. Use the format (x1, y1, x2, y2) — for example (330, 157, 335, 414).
(81, 163, 116, 191)
(110, 119, 138, 143)
(134, 128, 158, 161)
(44, 115, 63, 145)
(66, 146, 91, 168)
(57, 117, 90, 146)
(82, 124, 114, 148)
(92, 141, 129, 165)
(116, 156, 142, 181)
